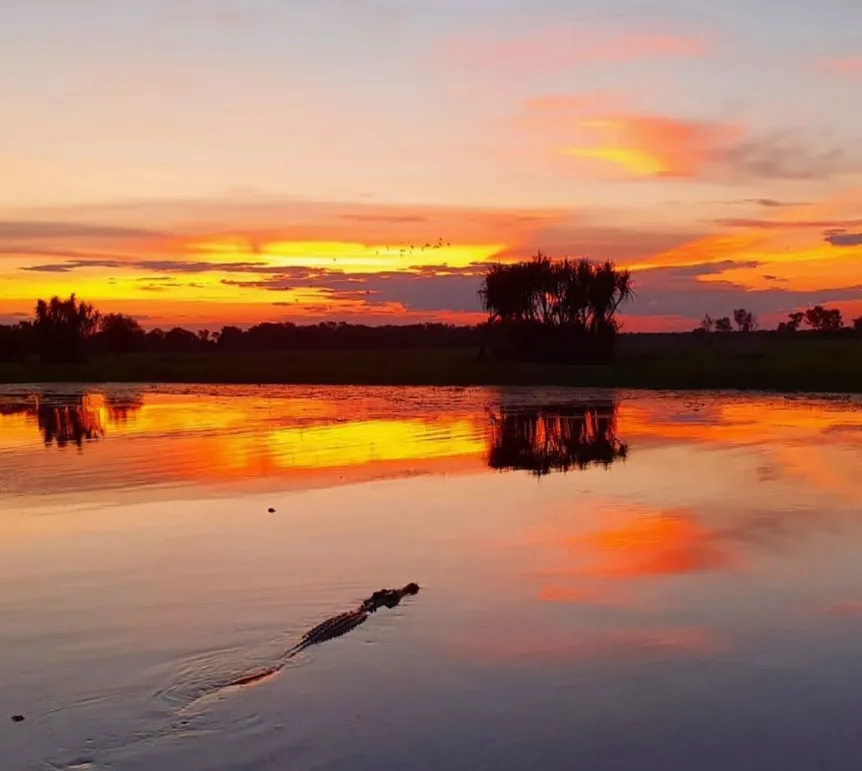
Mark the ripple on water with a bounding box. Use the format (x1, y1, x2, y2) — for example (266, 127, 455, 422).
(151, 639, 308, 718)
(46, 759, 96, 771)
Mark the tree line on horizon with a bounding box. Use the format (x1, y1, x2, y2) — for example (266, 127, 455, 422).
(0, 294, 485, 363)
(0, 255, 638, 364)
(695, 305, 861, 334)
(1, 259, 860, 364)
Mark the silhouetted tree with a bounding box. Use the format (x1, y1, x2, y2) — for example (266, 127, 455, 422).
(164, 327, 202, 352)
(853, 316, 862, 332)
(714, 317, 733, 333)
(478, 254, 634, 363)
(804, 305, 843, 332)
(97, 313, 145, 354)
(787, 311, 804, 331)
(0, 321, 34, 361)
(695, 314, 714, 333)
(33, 294, 101, 362)
(217, 325, 244, 350)
(733, 308, 758, 332)
(778, 311, 805, 332)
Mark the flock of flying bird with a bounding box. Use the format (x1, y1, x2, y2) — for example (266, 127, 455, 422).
(374, 237, 452, 258)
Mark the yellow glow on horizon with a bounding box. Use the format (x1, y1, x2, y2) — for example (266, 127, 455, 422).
(255, 241, 505, 272)
(0, 235, 508, 319)
(185, 239, 506, 273)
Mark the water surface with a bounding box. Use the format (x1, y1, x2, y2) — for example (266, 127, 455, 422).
(2, 385, 862, 770)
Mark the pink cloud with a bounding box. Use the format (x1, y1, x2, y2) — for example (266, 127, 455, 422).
(818, 57, 862, 75)
(565, 114, 740, 178)
(824, 600, 862, 617)
(440, 27, 708, 75)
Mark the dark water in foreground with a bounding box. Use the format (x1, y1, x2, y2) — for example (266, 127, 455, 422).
(2, 384, 862, 771)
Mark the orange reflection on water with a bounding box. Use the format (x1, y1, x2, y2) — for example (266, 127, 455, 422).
(2, 387, 861, 509)
(523, 505, 738, 591)
(620, 398, 862, 446)
(0, 394, 107, 449)
(0, 388, 490, 497)
(511, 501, 750, 624)
(574, 511, 735, 579)
(619, 396, 862, 502)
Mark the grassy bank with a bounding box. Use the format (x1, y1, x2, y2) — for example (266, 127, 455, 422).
(2, 333, 862, 393)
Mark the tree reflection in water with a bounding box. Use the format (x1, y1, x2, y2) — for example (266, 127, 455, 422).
(487, 400, 628, 476)
(0, 392, 143, 449)
(37, 398, 104, 448)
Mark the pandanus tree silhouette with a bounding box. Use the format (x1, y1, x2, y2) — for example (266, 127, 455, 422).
(478, 254, 634, 363)
(486, 400, 628, 476)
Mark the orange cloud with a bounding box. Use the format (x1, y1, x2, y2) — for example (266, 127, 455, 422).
(7, 191, 859, 330)
(626, 231, 770, 271)
(0, 198, 549, 324)
(565, 115, 741, 178)
(621, 190, 862, 286)
(697, 248, 862, 291)
(616, 191, 862, 308)
(518, 94, 855, 183)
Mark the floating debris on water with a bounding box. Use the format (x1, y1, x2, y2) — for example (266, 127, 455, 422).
(11, 714, 25, 722)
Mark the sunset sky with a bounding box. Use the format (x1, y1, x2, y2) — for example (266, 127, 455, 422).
(2, 0, 861, 331)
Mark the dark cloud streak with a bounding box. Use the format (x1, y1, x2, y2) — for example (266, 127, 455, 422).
(715, 218, 862, 230)
(824, 230, 862, 247)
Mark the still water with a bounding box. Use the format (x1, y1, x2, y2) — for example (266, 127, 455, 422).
(2, 384, 862, 771)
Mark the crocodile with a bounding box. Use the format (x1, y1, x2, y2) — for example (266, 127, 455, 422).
(225, 583, 420, 688)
